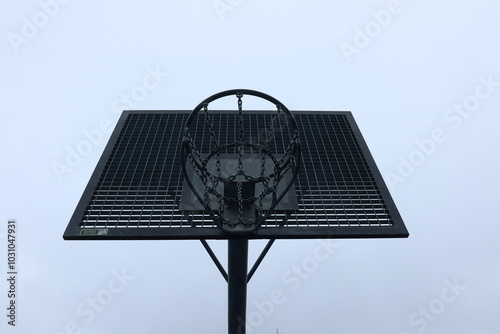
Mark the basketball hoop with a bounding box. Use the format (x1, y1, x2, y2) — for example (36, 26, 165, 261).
(181, 89, 301, 234)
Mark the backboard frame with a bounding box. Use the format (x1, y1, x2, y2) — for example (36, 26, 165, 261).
(63, 110, 408, 240)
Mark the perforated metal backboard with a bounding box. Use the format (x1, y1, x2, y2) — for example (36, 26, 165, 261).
(63, 110, 408, 240)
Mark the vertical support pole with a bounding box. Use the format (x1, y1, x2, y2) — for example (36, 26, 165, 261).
(228, 238, 248, 334)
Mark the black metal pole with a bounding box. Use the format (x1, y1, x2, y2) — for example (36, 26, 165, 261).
(228, 238, 248, 334)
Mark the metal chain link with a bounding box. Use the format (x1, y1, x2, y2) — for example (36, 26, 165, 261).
(237, 93, 244, 174)
(266, 104, 282, 147)
(203, 103, 223, 218)
(237, 181, 243, 224)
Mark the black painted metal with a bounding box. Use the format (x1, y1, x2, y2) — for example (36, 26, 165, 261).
(181, 89, 301, 235)
(63, 110, 408, 240)
(228, 239, 248, 334)
(63, 90, 410, 334)
(200, 239, 228, 282)
(247, 239, 275, 283)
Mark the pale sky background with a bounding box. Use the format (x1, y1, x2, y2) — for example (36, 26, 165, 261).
(1, 1, 500, 333)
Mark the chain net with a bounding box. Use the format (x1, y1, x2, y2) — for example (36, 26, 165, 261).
(182, 90, 300, 234)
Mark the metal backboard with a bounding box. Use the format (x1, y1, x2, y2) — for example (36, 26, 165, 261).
(63, 110, 408, 240)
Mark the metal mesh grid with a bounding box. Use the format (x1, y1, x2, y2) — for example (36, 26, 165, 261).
(288, 114, 389, 227)
(81, 113, 212, 228)
(66, 110, 407, 239)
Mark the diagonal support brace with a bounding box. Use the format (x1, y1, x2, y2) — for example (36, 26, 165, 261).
(200, 239, 228, 282)
(247, 239, 275, 282)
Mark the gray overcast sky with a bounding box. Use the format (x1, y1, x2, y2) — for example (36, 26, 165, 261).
(1, 1, 500, 333)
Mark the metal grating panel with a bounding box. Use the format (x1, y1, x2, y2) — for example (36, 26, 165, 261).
(64, 110, 408, 240)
